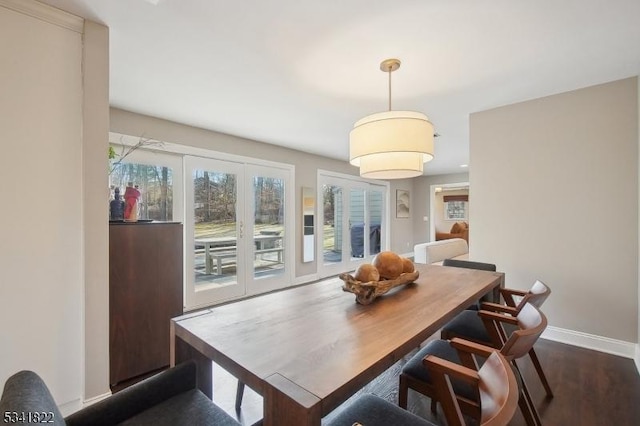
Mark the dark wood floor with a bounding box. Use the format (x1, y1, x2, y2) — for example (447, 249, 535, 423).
(211, 337, 640, 425)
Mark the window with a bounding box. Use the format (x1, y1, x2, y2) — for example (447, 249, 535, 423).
(444, 195, 468, 220)
(108, 136, 294, 310)
(108, 146, 184, 222)
(110, 162, 174, 221)
(318, 171, 389, 278)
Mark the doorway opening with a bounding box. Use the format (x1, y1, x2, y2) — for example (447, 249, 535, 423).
(429, 181, 469, 242)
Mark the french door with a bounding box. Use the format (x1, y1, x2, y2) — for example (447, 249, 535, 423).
(184, 157, 292, 309)
(245, 164, 290, 295)
(318, 174, 388, 278)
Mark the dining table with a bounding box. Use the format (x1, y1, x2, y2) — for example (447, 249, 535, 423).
(170, 262, 504, 425)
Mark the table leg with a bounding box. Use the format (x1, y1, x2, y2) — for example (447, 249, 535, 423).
(264, 373, 321, 426)
(173, 334, 213, 399)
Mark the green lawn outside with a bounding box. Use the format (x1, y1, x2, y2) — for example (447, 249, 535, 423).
(195, 222, 335, 250)
(195, 221, 337, 251)
(194, 221, 284, 238)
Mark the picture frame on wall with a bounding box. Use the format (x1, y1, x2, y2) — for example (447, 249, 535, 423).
(396, 189, 410, 218)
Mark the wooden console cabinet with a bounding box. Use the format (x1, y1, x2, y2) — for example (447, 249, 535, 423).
(109, 222, 183, 386)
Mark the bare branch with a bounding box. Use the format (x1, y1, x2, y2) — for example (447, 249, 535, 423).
(109, 135, 164, 175)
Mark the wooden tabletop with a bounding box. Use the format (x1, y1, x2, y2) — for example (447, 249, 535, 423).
(172, 263, 504, 425)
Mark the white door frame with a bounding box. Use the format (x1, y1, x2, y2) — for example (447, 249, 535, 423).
(184, 156, 246, 309)
(244, 164, 295, 296)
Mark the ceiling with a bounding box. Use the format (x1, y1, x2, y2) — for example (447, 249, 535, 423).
(39, 0, 640, 175)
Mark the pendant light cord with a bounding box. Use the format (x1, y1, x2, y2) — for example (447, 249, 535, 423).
(388, 65, 392, 111)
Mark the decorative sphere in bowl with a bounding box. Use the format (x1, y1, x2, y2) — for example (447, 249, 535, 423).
(354, 263, 380, 282)
(372, 251, 404, 280)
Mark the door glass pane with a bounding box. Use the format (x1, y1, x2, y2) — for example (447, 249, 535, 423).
(110, 161, 173, 221)
(369, 190, 383, 256)
(193, 169, 238, 289)
(349, 188, 366, 259)
(253, 176, 285, 278)
(323, 184, 342, 264)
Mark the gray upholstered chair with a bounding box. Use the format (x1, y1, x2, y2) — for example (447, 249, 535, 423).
(440, 279, 553, 397)
(326, 394, 436, 426)
(441, 258, 496, 272)
(329, 347, 518, 426)
(0, 361, 240, 426)
(400, 303, 547, 426)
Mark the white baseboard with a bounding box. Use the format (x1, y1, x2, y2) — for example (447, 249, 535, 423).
(83, 390, 112, 406)
(58, 390, 112, 417)
(293, 273, 319, 286)
(635, 344, 640, 374)
(541, 325, 636, 359)
(58, 398, 82, 417)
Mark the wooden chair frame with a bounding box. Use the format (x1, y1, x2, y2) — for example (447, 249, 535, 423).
(425, 342, 519, 426)
(400, 303, 547, 426)
(442, 280, 553, 398)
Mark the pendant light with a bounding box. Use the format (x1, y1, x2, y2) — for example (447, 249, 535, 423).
(349, 59, 435, 179)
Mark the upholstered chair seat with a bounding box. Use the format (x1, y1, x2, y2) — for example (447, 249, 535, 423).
(401, 340, 477, 402)
(443, 309, 494, 341)
(327, 394, 435, 426)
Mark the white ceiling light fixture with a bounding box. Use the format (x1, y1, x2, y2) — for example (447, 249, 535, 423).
(350, 59, 435, 179)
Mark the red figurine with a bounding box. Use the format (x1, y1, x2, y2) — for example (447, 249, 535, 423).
(123, 182, 141, 221)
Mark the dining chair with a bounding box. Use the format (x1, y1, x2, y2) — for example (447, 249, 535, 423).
(0, 361, 241, 426)
(399, 303, 547, 426)
(327, 348, 518, 426)
(326, 394, 435, 426)
(440, 279, 553, 397)
(441, 258, 497, 272)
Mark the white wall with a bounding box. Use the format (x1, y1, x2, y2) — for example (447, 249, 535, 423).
(637, 77, 640, 369)
(389, 179, 416, 254)
(0, 1, 110, 409)
(82, 21, 110, 402)
(0, 1, 84, 407)
(470, 77, 638, 344)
